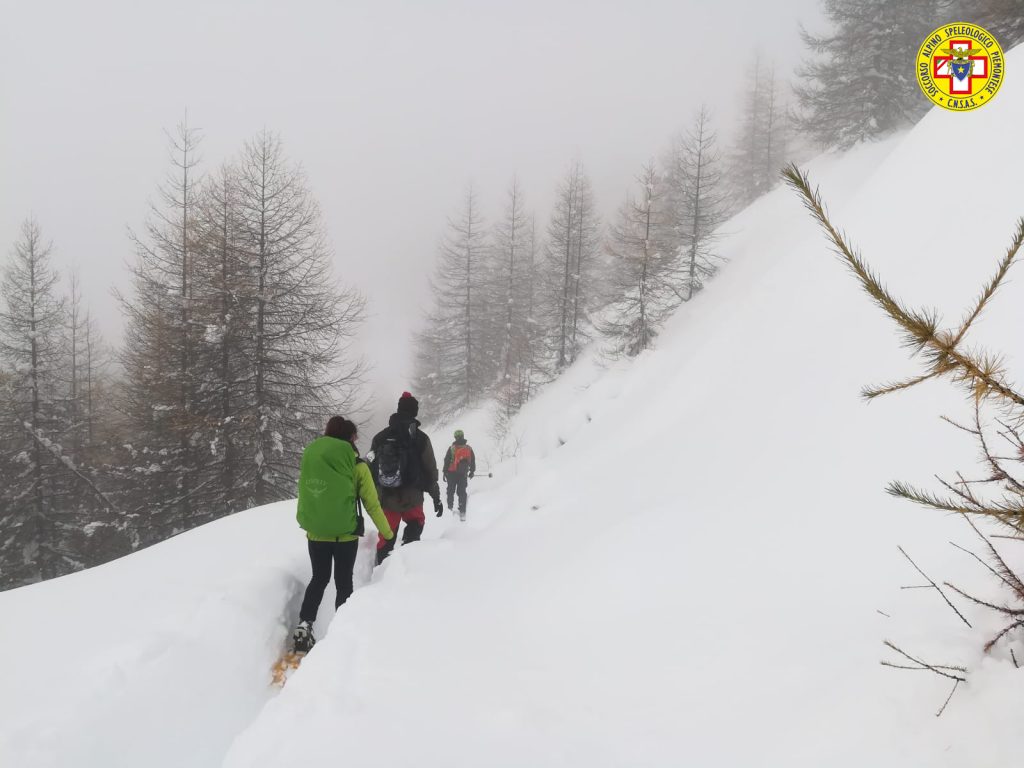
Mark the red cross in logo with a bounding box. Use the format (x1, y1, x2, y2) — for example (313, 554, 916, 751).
(934, 39, 988, 95)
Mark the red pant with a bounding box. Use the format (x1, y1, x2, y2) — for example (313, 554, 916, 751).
(376, 505, 426, 551)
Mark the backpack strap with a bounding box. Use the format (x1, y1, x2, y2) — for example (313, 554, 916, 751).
(355, 458, 367, 519)
(354, 457, 366, 536)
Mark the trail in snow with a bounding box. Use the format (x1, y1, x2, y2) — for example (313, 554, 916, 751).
(0, 491, 483, 768)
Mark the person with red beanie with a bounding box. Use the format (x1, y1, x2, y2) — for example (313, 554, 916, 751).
(369, 392, 442, 565)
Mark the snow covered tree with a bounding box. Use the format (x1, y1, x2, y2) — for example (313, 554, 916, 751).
(78, 310, 112, 450)
(970, 0, 1024, 47)
(0, 365, 15, 583)
(42, 270, 130, 576)
(190, 163, 251, 517)
(233, 130, 368, 506)
(542, 161, 602, 371)
(115, 282, 184, 547)
(492, 177, 535, 421)
(63, 270, 104, 462)
(761, 67, 791, 192)
(119, 128, 366, 525)
(415, 185, 497, 419)
(665, 106, 729, 301)
(521, 216, 543, 385)
(794, 0, 955, 148)
(729, 57, 789, 207)
(0, 219, 67, 585)
(117, 120, 207, 539)
(600, 162, 679, 357)
(494, 178, 527, 384)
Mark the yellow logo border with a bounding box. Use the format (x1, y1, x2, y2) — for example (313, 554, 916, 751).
(917, 22, 1005, 112)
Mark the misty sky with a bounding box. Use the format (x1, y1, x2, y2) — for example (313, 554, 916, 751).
(1, 0, 821, 423)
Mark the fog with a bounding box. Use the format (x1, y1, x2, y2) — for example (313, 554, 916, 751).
(1, 0, 820, 421)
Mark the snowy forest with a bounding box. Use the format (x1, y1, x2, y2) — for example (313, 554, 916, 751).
(3, 0, 1024, 591)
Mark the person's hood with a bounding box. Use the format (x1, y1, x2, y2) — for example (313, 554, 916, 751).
(453, 437, 468, 446)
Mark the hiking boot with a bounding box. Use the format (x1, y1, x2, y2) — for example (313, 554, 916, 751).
(292, 620, 315, 653)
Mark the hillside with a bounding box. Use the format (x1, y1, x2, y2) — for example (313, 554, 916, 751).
(3, 46, 1024, 768)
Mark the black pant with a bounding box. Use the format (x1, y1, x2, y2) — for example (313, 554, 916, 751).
(299, 539, 359, 623)
(446, 473, 468, 513)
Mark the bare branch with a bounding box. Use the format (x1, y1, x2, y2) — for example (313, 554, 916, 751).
(881, 640, 966, 682)
(936, 678, 961, 718)
(984, 620, 1024, 653)
(897, 546, 972, 628)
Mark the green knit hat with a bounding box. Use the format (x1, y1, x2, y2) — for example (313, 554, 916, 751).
(454, 429, 465, 440)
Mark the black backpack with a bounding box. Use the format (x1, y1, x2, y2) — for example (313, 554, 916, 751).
(373, 422, 420, 490)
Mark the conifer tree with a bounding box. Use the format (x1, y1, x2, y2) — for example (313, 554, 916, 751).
(729, 57, 788, 207)
(492, 177, 534, 420)
(79, 309, 110, 450)
(494, 214, 549, 438)
(666, 106, 728, 300)
(543, 161, 601, 371)
(601, 162, 678, 357)
(958, 0, 1024, 46)
(972, 0, 1024, 47)
(794, 0, 954, 148)
(761, 66, 790, 191)
(46, 270, 129, 574)
(117, 120, 207, 538)
(522, 215, 543, 385)
(233, 131, 367, 505)
(730, 55, 767, 206)
(63, 270, 95, 462)
(0, 218, 67, 585)
(415, 185, 496, 419)
(191, 163, 250, 516)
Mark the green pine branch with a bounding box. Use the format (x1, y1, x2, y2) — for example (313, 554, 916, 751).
(951, 223, 1024, 348)
(785, 163, 1024, 533)
(887, 479, 1024, 534)
(783, 164, 1024, 409)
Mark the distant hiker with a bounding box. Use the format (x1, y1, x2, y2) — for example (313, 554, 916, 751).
(292, 416, 394, 653)
(443, 429, 476, 522)
(370, 392, 442, 565)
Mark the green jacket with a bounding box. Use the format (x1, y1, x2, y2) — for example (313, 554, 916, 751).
(296, 437, 394, 542)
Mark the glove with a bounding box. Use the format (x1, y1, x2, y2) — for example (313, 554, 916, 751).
(434, 497, 443, 517)
(469, 471, 475, 479)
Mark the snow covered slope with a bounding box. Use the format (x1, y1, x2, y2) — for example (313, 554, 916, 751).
(0, 503, 383, 767)
(5, 46, 1024, 767)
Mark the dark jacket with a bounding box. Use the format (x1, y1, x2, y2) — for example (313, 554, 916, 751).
(443, 439, 476, 480)
(370, 413, 441, 512)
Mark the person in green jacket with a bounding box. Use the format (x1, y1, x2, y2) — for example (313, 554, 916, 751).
(292, 416, 394, 652)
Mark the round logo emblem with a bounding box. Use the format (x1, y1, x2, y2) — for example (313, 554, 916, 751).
(917, 23, 1005, 111)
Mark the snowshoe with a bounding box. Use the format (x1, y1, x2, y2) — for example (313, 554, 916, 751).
(271, 649, 306, 687)
(270, 622, 315, 687)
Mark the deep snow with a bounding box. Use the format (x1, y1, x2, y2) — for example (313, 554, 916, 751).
(4, 46, 1024, 767)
